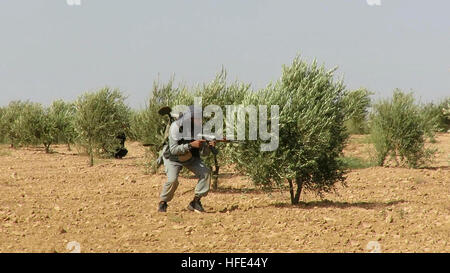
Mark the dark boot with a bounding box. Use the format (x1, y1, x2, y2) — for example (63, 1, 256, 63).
(158, 201, 168, 212)
(187, 196, 205, 212)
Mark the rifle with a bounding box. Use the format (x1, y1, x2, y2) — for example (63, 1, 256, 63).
(196, 134, 241, 190)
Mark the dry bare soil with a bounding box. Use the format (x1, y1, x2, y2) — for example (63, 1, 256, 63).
(0, 134, 449, 253)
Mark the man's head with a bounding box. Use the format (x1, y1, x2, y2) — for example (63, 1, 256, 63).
(172, 105, 202, 140)
(178, 105, 202, 124)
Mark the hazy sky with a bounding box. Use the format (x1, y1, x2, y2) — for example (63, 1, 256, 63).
(0, 0, 449, 108)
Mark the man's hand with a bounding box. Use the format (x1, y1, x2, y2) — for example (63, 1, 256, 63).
(189, 140, 205, 148)
(190, 139, 216, 149)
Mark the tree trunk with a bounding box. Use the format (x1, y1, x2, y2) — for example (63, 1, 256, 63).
(89, 152, 94, 167)
(67, 143, 72, 151)
(45, 143, 51, 153)
(88, 141, 94, 167)
(212, 175, 218, 191)
(212, 158, 219, 191)
(288, 178, 303, 205)
(288, 179, 295, 205)
(293, 178, 303, 205)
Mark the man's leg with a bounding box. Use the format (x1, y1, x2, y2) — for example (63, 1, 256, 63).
(159, 160, 182, 211)
(184, 158, 211, 212)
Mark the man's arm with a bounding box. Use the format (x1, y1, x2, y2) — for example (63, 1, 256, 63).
(168, 134, 190, 155)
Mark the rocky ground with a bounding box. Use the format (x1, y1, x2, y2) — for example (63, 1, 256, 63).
(0, 134, 449, 253)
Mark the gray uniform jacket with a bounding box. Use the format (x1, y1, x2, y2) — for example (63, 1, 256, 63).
(165, 122, 210, 166)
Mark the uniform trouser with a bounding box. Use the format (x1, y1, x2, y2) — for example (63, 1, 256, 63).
(160, 157, 211, 202)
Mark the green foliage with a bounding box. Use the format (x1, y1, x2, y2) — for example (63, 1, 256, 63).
(1, 101, 27, 147)
(421, 98, 450, 134)
(0, 107, 5, 144)
(232, 56, 348, 204)
(74, 87, 131, 166)
(438, 98, 450, 130)
(370, 89, 434, 168)
(37, 107, 58, 153)
(126, 110, 142, 142)
(193, 69, 249, 107)
(48, 100, 77, 148)
(421, 103, 442, 139)
(18, 102, 48, 146)
(444, 100, 450, 116)
(131, 78, 191, 147)
(342, 88, 373, 134)
(0, 100, 77, 152)
(193, 70, 250, 173)
(338, 156, 376, 170)
(0, 101, 52, 150)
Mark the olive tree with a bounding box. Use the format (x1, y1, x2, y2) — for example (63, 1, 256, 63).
(1, 101, 28, 147)
(74, 87, 131, 166)
(421, 98, 450, 134)
(48, 100, 77, 150)
(370, 89, 434, 168)
(13, 102, 57, 153)
(0, 101, 53, 150)
(233, 56, 348, 204)
(342, 88, 373, 134)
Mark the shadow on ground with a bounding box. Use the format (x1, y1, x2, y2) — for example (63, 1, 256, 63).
(183, 172, 240, 180)
(270, 199, 406, 210)
(417, 166, 450, 171)
(211, 187, 271, 195)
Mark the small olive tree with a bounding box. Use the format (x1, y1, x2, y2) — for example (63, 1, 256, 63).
(1, 101, 28, 147)
(39, 107, 57, 153)
(421, 98, 450, 134)
(13, 102, 57, 153)
(342, 88, 373, 134)
(233, 56, 348, 204)
(74, 87, 131, 166)
(48, 100, 77, 150)
(1, 101, 50, 150)
(370, 89, 434, 168)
